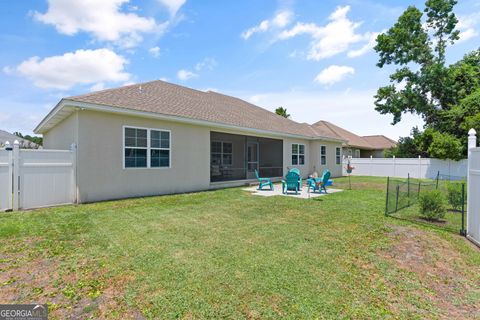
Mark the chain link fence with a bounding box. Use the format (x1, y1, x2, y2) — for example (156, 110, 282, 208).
(385, 172, 466, 235)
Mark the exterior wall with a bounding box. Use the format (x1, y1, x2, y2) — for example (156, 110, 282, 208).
(343, 147, 361, 158)
(283, 138, 311, 178)
(43, 112, 78, 149)
(310, 140, 343, 177)
(43, 108, 344, 202)
(360, 149, 385, 158)
(75, 110, 211, 203)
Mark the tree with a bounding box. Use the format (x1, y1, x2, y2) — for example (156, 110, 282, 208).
(374, 0, 460, 126)
(13, 132, 43, 146)
(384, 127, 429, 158)
(275, 107, 290, 118)
(374, 0, 479, 159)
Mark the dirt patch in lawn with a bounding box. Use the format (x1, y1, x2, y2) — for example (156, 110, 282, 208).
(0, 238, 144, 319)
(381, 226, 480, 319)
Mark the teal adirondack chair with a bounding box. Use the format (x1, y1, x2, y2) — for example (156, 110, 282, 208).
(282, 171, 300, 194)
(307, 170, 331, 193)
(288, 168, 302, 190)
(255, 169, 273, 190)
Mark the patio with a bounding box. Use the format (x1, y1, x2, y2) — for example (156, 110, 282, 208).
(243, 183, 343, 199)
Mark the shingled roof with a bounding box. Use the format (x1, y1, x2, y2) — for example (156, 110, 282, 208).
(0, 130, 40, 149)
(37, 80, 342, 141)
(362, 135, 397, 149)
(311, 121, 396, 150)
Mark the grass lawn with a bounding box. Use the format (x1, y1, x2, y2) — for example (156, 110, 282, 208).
(1, 176, 479, 319)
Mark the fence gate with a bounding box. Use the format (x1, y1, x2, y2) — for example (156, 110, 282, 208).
(0, 142, 76, 211)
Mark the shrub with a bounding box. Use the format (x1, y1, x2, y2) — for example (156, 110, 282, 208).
(418, 190, 447, 221)
(446, 183, 464, 211)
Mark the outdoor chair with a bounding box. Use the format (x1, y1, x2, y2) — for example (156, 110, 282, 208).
(307, 170, 331, 194)
(255, 169, 273, 190)
(282, 171, 301, 194)
(288, 168, 302, 190)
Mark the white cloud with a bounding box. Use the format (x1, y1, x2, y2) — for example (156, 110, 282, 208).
(34, 0, 158, 48)
(314, 65, 355, 86)
(195, 58, 217, 71)
(177, 69, 197, 81)
(158, 0, 186, 16)
(457, 13, 480, 43)
(149, 46, 161, 57)
(241, 10, 293, 39)
(14, 49, 130, 90)
(177, 57, 216, 81)
(237, 89, 424, 140)
(347, 31, 381, 58)
(277, 6, 373, 60)
(90, 82, 106, 92)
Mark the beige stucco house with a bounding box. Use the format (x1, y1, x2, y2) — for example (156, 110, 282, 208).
(35, 80, 346, 203)
(311, 121, 397, 158)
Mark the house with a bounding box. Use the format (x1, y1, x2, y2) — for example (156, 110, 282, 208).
(0, 129, 41, 149)
(311, 121, 396, 158)
(35, 80, 346, 203)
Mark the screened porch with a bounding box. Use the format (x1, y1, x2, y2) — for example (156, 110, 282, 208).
(210, 132, 283, 182)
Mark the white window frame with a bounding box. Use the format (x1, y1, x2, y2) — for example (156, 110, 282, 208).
(320, 145, 327, 165)
(355, 149, 361, 158)
(123, 125, 171, 169)
(211, 140, 233, 166)
(291, 143, 306, 165)
(336, 147, 341, 165)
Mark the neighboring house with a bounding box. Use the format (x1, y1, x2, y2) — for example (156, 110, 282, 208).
(35, 80, 346, 203)
(0, 129, 41, 149)
(311, 121, 396, 158)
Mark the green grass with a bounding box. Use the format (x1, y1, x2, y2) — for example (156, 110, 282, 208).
(0, 176, 479, 319)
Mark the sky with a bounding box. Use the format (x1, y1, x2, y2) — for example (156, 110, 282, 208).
(0, 0, 479, 139)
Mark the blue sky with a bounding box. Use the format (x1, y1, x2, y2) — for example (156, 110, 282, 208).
(0, 0, 479, 138)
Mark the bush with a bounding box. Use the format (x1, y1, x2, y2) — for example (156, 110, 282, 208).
(418, 190, 447, 221)
(446, 183, 464, 211)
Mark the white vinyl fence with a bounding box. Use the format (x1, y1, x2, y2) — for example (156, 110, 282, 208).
(0, 141, 76, 211)
(467, 129, 480, 246)
(343, 156, 467, 179)
(0, 149, 12, 211)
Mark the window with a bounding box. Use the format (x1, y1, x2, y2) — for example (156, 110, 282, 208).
(124, 126, 170, 168)
(336, 147, 341, 164)
(211, 141, 233, 166)
(291, 143, 305, 165)
(320, 145, 327, 165)
(355, 149, 361, 158)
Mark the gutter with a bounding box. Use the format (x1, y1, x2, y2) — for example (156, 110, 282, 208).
(35, 99, 347, 143)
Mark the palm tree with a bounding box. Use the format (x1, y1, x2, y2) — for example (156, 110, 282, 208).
(275, 107, 290, 118)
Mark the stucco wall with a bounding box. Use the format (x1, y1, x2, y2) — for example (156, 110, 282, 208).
(75, 110, 211, 203)
(310, 140, 343, 177)
(283, 138, 311, 178)
(43, 108, 344, 202)
(43, 112, 78, 150)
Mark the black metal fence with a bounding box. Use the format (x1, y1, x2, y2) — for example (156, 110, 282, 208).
(385, 172, 467, 235)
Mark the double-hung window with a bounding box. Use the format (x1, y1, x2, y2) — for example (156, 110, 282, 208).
(292, 143, 305, 165)
(320, 145, 327, 165)
(336, 147, 341, 164)
(211, 141, 233, 166)
(124, 127, 170, 168)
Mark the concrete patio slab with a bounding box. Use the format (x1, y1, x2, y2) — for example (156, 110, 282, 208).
(243, 184, 343, 199)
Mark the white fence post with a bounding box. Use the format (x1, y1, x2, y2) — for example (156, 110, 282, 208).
(5, 141, 13, 211)
(393, 155, 396, 177)
(70, 143, 78, 204)
(12, 140, 20, 211)
(467, 129, 477, 239)
(418, 155, 421, 179)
